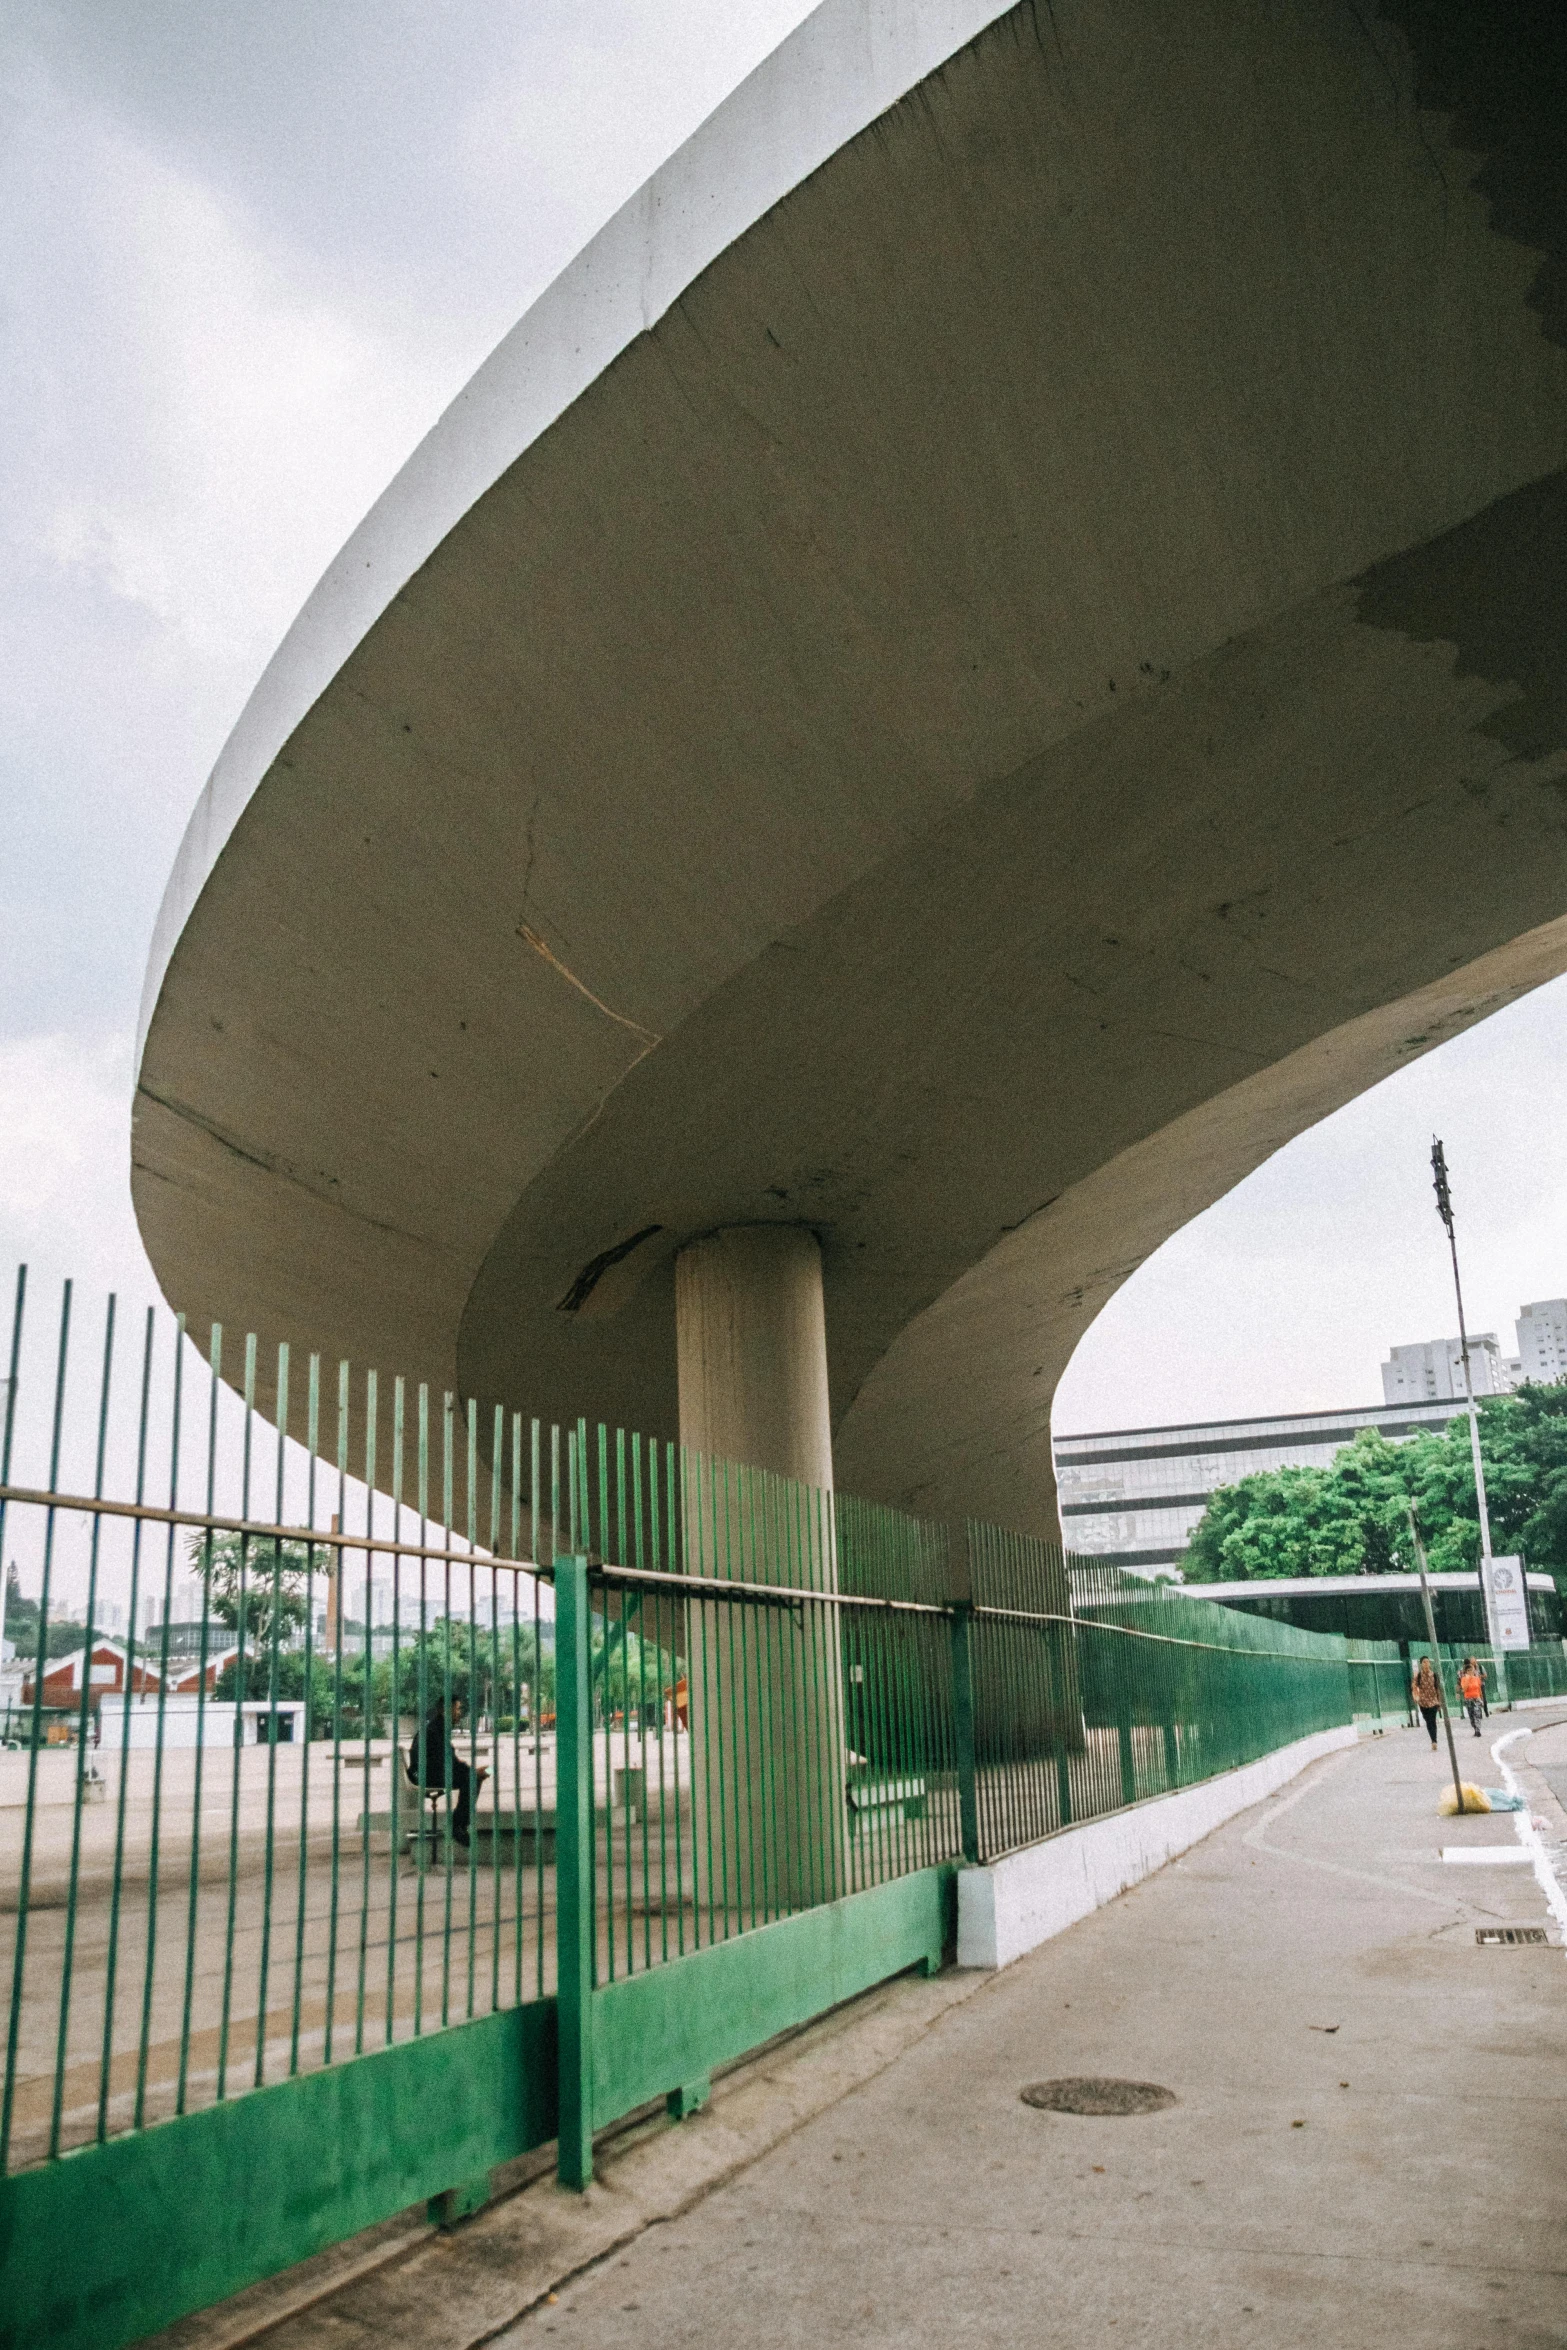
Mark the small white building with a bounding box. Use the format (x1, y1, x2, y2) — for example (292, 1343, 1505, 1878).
(99, 1696, 308, 1749)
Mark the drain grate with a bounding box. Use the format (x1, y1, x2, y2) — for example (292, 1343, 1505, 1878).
(1475, 1927, 1549, 1946)
(1020, 2077, 1177, 2116)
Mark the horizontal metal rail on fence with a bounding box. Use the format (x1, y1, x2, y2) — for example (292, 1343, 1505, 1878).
(590, 1558, 955, 1614)
(973, 1602, 1362, 1658)
(0, 1483, 535, 1576)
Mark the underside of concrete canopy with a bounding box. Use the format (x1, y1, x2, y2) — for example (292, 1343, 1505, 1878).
(134, 0, 1567, 1537)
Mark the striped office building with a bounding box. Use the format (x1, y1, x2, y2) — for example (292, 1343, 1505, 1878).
(1053, 1398, 1465, 1576)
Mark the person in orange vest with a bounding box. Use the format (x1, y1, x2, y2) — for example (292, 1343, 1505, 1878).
(1458, 1658, 1485, 1738)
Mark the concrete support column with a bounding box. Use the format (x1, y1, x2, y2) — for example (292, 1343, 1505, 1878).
(674, 1226, 843, 1913)
(674, 1225, 833, 1490)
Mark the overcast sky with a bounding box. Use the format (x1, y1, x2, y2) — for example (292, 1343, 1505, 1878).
(4, 0, 1567, 1466)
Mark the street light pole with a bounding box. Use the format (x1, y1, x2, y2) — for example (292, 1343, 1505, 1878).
(1429, 1138, 1507, 1707)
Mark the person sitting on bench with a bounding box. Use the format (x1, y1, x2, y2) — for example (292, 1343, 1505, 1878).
(410, 1694, 486, 1847)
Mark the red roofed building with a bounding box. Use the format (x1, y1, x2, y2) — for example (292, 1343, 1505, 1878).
(23, 1640, 162, 1710)
(169, 1648, 241, 1696)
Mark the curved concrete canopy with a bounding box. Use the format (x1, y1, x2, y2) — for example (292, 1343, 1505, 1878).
(135, 0, 1567, 1535)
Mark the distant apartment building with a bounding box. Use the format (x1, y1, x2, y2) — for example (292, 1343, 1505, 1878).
(1379, 1297, 1567, 1402)
(147, 1577, 211, 1631)
(1053, 1397, 1463, 1576)
(1515, 1298, 1567, 1386)
(1380, 1332, 1507, 1405)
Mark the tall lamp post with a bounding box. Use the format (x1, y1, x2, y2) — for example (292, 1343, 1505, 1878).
(1430, 1138, 1507, 1708)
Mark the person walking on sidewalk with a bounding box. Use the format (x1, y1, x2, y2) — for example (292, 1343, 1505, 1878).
(1459, 1658, 1486, 1738)
(1411, 1653, 1442, 1749)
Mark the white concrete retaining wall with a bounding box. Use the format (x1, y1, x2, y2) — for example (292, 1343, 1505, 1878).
(956, 1723, 1358, 1970)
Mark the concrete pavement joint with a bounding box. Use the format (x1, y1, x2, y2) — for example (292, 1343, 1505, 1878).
(677, 2201, 1567, 2278)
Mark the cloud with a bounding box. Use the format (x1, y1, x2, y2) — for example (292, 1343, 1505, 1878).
(0, 1030, 155, 1312)
(0, 47, 474, 1032)
(7, 76, 454, 669)
(458, 0, 815, 271)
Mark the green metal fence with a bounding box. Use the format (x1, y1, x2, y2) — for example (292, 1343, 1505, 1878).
(1398, 1640, 1567, 1713)
(1346, 1638, 1411, 1727)
(0, 1267, 1421, 2350)
(959, 1547, 1356, 1851)
(1488, 1644, 1567, 1702)
(1345, 1636, 1567, 1727)
(0, 1284, 559, 2189)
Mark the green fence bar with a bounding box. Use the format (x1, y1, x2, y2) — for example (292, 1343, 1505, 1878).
(590, 1867, 951, 2132)
(553, 1555, 594, 2191)
(951, 1606, 979, 1864)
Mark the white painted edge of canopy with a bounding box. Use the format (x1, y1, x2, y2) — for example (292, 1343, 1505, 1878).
(135, 0, 1019, 1067)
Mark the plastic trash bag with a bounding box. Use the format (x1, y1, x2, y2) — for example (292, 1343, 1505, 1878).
(1437, 1781, 1490, 1815)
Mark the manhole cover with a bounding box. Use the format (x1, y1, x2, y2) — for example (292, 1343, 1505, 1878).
(1020, 2077, 1177, 2116)
(1475, 1926, 1548, 1946)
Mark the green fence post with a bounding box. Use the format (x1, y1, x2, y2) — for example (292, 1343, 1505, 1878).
(1048, 1622, 1074, 1828)
(951, 1605, 979, 1864)
(555, 1556, 594, 2191)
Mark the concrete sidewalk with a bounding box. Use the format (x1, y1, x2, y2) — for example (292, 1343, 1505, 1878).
(505, 1717, 1567, 2350)
(155, 1715, 1567, 2350)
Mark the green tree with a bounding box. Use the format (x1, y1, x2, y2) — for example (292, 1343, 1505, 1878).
(590, 1620, 674, 1724)
(214, 1644, 340, 1720)
(188, 1530, 316, 1650)
(1182, 1383, 1567, 1589)
(1485, 1382, 1567, 1590)
(5, 1567, 134, 1661)
(1182, 1432, 1413, 1583)
(379, 1617, 556, 1733)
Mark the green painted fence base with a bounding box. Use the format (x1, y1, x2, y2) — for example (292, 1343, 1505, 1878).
(429, 2173, 494, 2228)
(0, 1867, 953, 2350)
(0, 2001, 558, 2350)
(588, 1864, 955, 2135)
